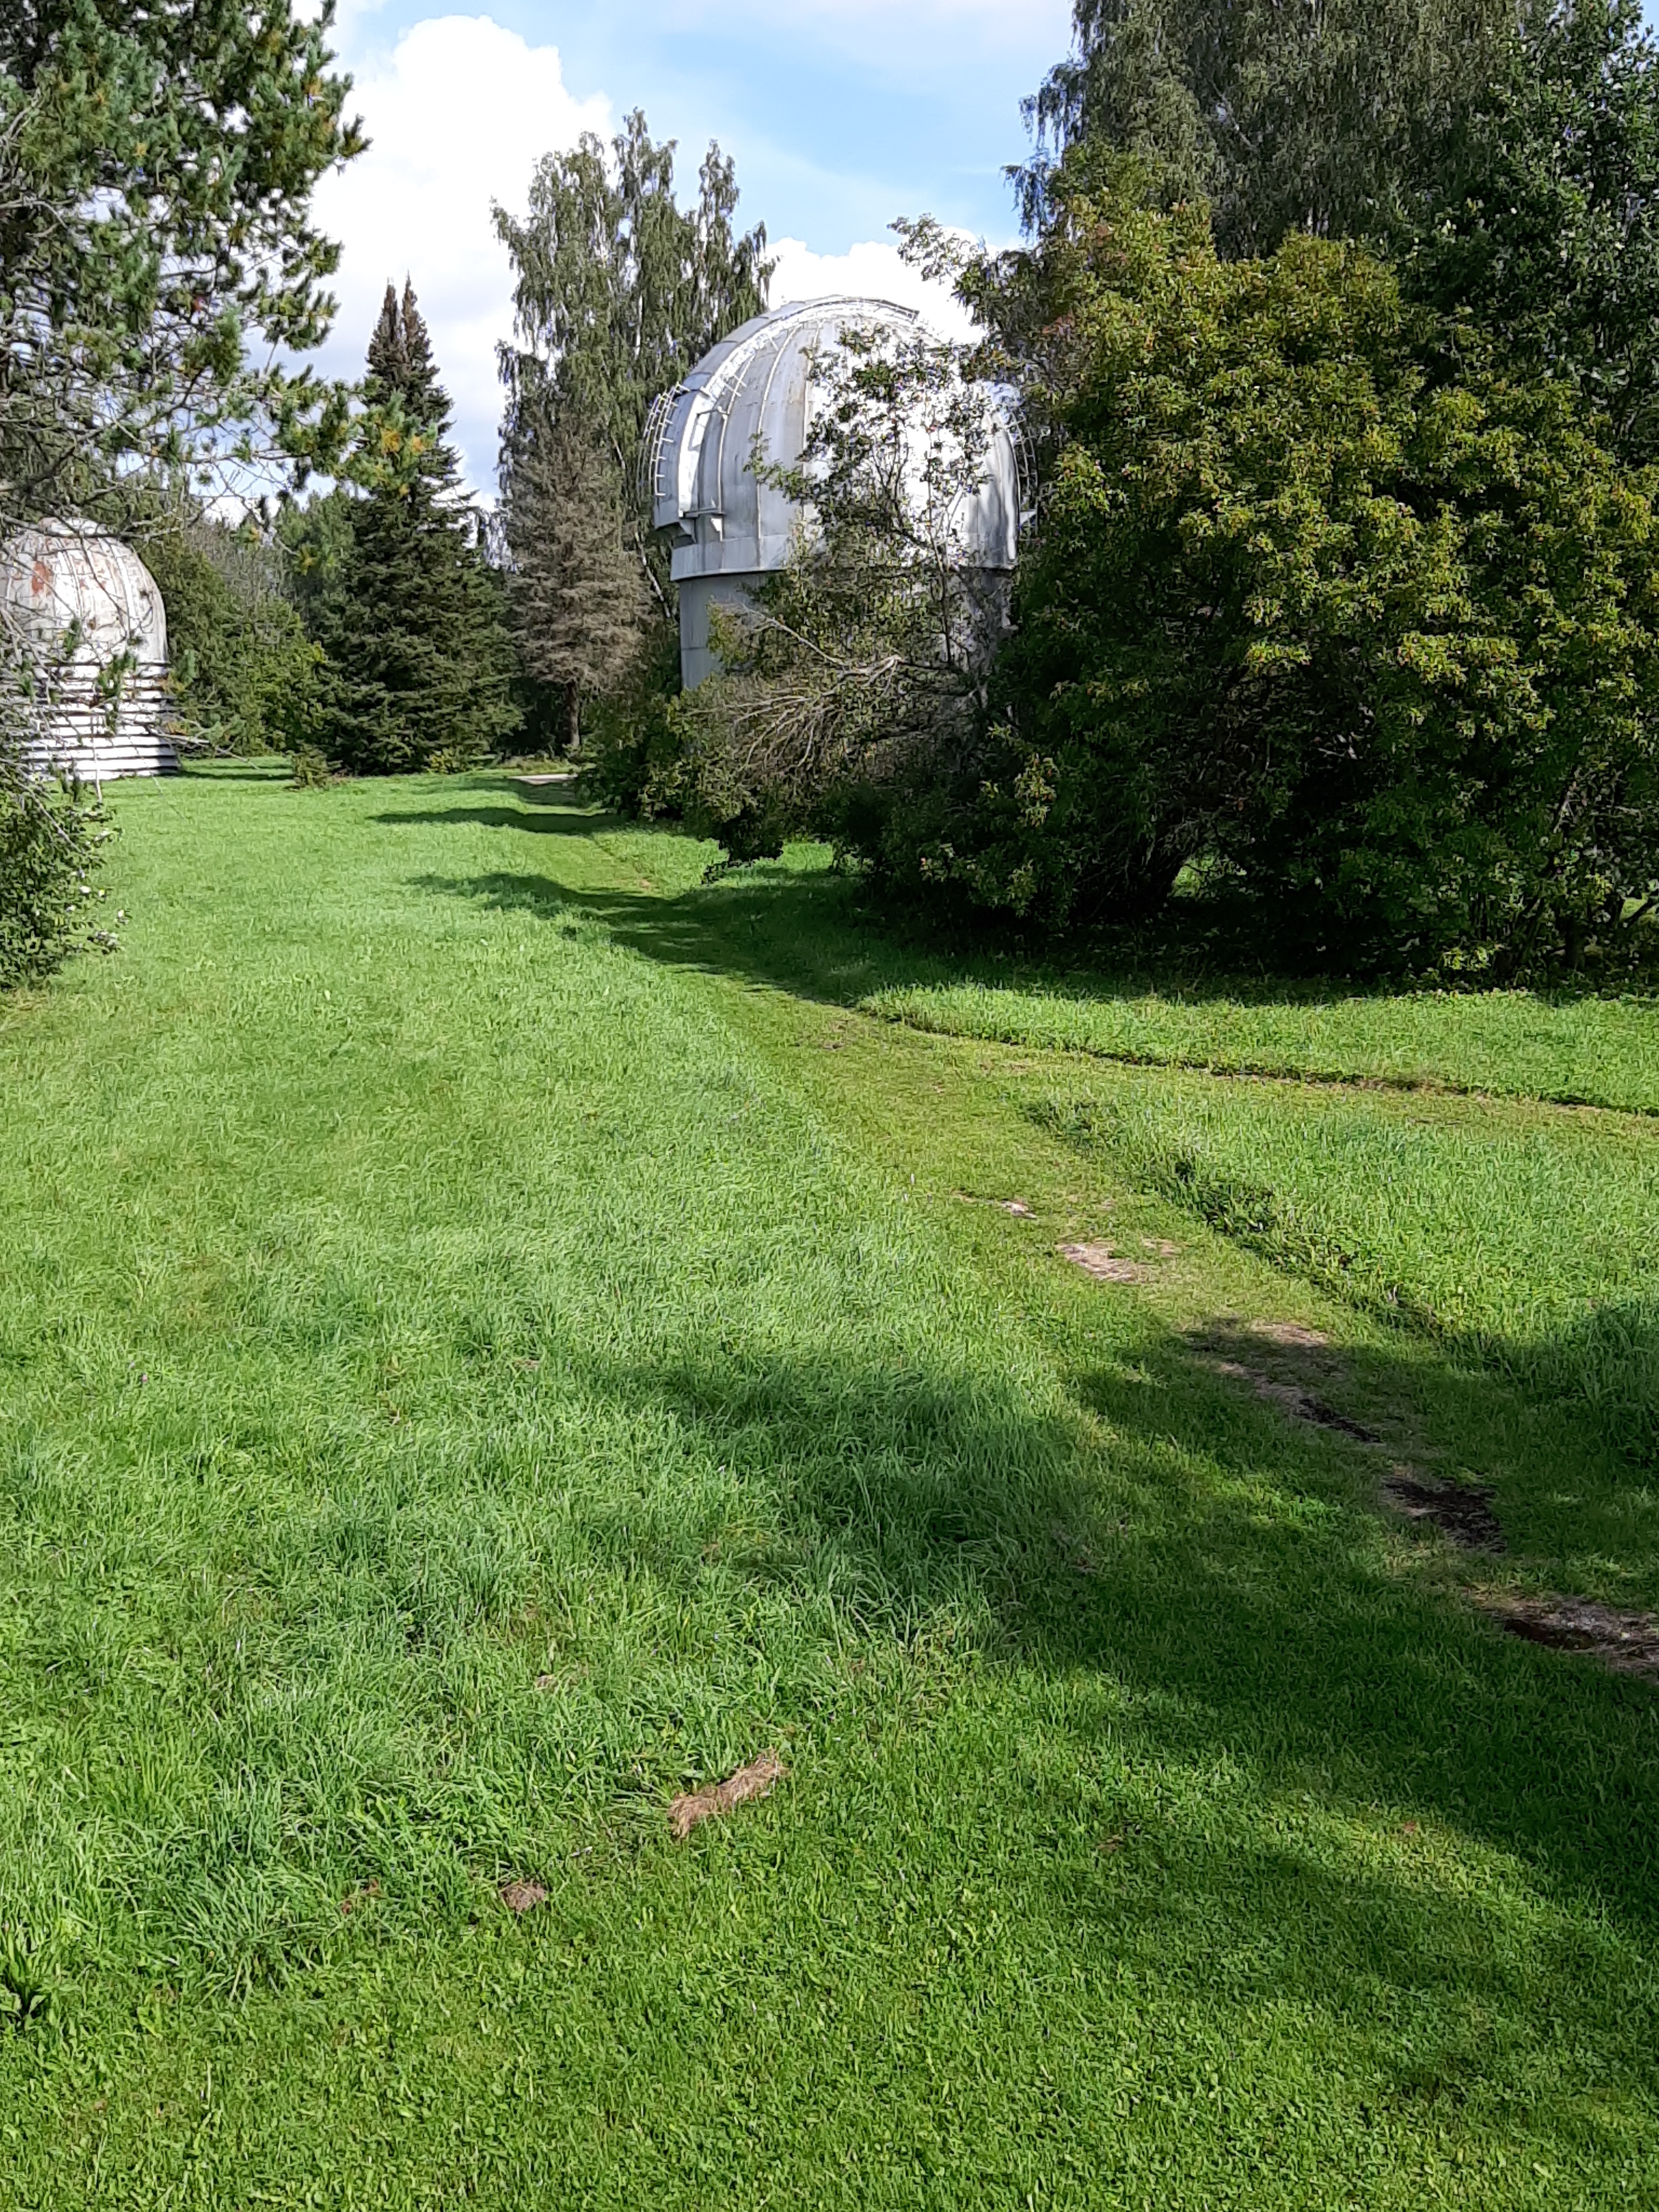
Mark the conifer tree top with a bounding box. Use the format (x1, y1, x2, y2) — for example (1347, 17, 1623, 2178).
(365, 281, 461, 492)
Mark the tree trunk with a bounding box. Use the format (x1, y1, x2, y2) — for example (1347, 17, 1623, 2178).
(563, 682, 580, 757)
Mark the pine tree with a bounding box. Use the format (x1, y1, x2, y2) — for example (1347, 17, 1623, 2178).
(319, 284, 520, 772)
(503, 401, 645, 752)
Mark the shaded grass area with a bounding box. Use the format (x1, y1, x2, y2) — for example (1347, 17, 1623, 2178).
(1029, 1074, 1659, 1474)
(1, 771, 1656, 2207)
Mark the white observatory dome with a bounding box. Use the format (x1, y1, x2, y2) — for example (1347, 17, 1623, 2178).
(1, 518, 175, 778)
(645, 297, 1024, 687)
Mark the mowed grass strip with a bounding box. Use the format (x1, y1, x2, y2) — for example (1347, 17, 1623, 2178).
(867, 977, 1659, 1114)
(0, 770, 1656, 2208)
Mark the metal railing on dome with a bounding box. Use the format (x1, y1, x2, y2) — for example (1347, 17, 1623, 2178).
(638, 387, 681, 513)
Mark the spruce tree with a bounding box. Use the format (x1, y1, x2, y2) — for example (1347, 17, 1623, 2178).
(320, 284, 519, 772)
(502, 400, 645, 752)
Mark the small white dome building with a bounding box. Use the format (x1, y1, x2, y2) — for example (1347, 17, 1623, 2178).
(645, 296, 1025, 688)
(1, 519, 175, 779)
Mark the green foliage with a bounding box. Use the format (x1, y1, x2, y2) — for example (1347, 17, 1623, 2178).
(935, 169, 1659, 976)
(315, 285, 520, 774)
(1022, 0, 1513, 254)
(503, 404, 646, 752)
(288, 743, 332, 789)
(276, 488, 355, 633)
(0, 767, 115, 988)
(579, 618, 684, 812)
(0, 0, 366, 996)
(1408, 0, 1659, 467)
(0, 0, 364, 525)
(496, 108, 771, 513)
(141, 518, 320, 756)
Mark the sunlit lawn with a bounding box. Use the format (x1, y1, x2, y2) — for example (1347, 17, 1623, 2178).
(1, 766, 1655, 2208)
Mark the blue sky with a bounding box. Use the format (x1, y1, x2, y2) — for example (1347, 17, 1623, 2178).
(310, 2, 1074, 491)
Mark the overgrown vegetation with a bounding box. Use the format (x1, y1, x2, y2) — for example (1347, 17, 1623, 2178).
(142, 513, 320, 756)
(0, 770, 114, 987)
(654, 326, 1006, 862)
(953, 168, 1659, 973)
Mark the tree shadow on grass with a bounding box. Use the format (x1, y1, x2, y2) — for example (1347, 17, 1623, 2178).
(378, 803, 616, 837)
(386, 795, 1659, 1015)
(407, 860, 966, 1010)
(556, 1322, 1659, 1974)
(387, 840, 1659, 1912)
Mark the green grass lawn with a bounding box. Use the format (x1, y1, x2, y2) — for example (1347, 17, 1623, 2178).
(866, 976, 1659, 1114)
(2, 766, 1657, 2208)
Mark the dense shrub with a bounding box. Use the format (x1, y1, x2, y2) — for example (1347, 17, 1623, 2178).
(890, 170, 1659, 977)
(0, 762, 114, 987)
(579, 620, 685, 814)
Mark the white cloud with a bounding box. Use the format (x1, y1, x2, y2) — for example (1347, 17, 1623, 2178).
(305, 14, 990, 494)
(769, 235, 980, 342)
(310, 15, 610, 490)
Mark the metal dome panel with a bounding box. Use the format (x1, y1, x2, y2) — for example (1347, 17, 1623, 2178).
(653, 296, 1021, 583)
(653, 297, 1023, 687)
(1, 519, 175, 778)
(2, 517, 168, 666)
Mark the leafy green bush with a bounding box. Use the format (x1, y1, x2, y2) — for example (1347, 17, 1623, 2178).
(910, 164, 1659, 978)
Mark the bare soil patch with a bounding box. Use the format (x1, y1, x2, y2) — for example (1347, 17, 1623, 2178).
(1480, 1595, 1659, 1679)
(1189, 1317, 1385, 1441)
(500, 1878, 548, 1914)
(1382, 1469, 1504, 1552)
(1247, 1320, 1331, 1351)
(1205, 1356, 1381, 1443)
(669, 1752, 786, 1841)
(1060, 1242, 1149, 1283)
